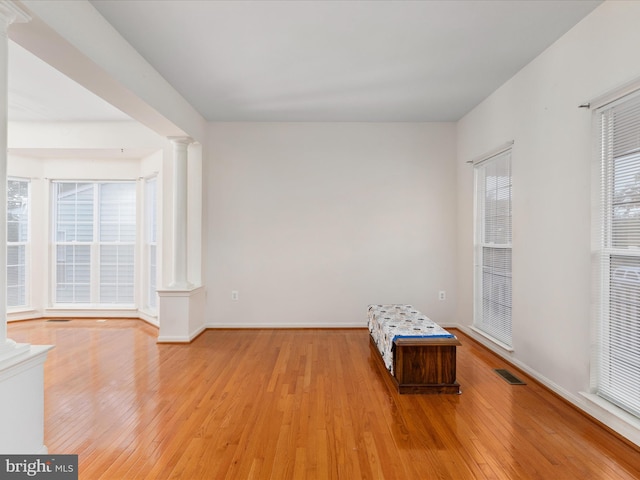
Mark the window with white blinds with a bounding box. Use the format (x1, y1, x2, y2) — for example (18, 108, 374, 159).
(53, 181, 136, 305)
(54, 182, 93, 303)
(99, 183, 136, 304)
(7, 178, 29, 308)
(145, 177, 158, 311)
(474, 149, 512, 347)
(596, 91, 640, 418)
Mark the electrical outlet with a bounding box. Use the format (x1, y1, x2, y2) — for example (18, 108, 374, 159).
(439, 291, 446, 301)
(231, 290, 239, 301)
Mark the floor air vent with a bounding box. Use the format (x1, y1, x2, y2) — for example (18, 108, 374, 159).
(494, 369, 526, 385)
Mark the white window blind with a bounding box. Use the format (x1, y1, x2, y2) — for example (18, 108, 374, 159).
(54, 181, 136, 306)
(596, 91, 640, 418)
(7, 178, 29, 307)
(145, 177, 157, 311)
(99, 183, 136, 304)
(474, 149, 512, 347)
(55, 182, 93, 303)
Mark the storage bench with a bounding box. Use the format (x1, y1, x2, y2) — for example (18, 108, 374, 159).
(368, 304, 461, 394)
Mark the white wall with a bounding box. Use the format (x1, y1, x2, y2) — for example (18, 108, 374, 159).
(206, 122, 456, 327)
(456, 0, 640, 445)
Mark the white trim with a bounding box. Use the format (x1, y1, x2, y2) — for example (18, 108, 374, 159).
(0, 341, 30, 364)
(0, 1, 31, 24)
(0, 345, 53, 382)
(156, 285, 204, 297)
(205, 322, 367, 329)
(7, 308, 40, 321)
(156, 335, 191, 343)
(470, 326, 515, 352)
(157, 324, 206, 343)
(48, 178, 139, 184)
(203, 321, 459, 330)
(137, 309, 158, 327)
(580, 392, 640, 428)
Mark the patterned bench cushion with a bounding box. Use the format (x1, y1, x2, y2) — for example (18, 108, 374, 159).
(368, 304, 455, 374)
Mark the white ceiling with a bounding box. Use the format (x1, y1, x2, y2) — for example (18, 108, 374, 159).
(10, 0, 602, 123)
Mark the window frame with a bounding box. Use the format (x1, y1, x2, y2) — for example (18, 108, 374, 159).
(594, 90, 640, 419)
(7, 177, 30, 309)
(51, 180, 137, 307)
(144, 175, 158, 313)
(473, 147, 513, 349)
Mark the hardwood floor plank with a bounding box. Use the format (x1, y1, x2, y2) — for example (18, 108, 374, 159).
(7, 319, 640, 479)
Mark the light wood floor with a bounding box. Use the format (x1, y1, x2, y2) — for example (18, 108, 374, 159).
(8, 319, 640, 479)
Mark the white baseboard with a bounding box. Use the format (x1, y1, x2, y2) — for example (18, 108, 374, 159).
(204, 322, 366, 329)
(138, 311, 159, 327)
(7, 309, 42, 322)
(157, 325, 207, 343)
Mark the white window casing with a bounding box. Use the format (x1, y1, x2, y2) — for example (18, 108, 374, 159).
(7, 178, 30, 308)
(53, 181, 136, 306)
(473, 147, 513, 348)
(595, 90, 640, 419)
(145, 176, 158, 312)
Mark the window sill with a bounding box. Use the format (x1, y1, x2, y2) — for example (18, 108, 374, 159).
(48, 305, 137, 310)
(7, 307, 37, 314)
(7, 309, 40, 322)
(44, 306, 139, 318)
(470, 326, 515, 352)
(579, 392, 640, 430)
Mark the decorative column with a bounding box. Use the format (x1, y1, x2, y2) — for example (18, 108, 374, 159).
(0, 0, 28, 361)
(169, 136, 192, 289)
(157, 136, 206, 343)
(0, 0, 53, 455)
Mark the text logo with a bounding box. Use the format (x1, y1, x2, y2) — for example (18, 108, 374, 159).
(0, 455, 78, 479)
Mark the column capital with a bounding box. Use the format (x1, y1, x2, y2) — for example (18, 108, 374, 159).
(0, 1, 30, 28)
(168, 136, 194, 146)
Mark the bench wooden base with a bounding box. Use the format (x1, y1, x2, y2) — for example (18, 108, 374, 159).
(370, 335, 461, 394)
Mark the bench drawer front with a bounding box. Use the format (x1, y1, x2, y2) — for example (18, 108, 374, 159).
(394, 344, 457, 385)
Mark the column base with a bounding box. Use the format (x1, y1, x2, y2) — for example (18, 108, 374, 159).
(168, 280, 193, 290)
(0, 344, 54, 454)
(0, 339, 31, 363)
(157, 286, 206, 343)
